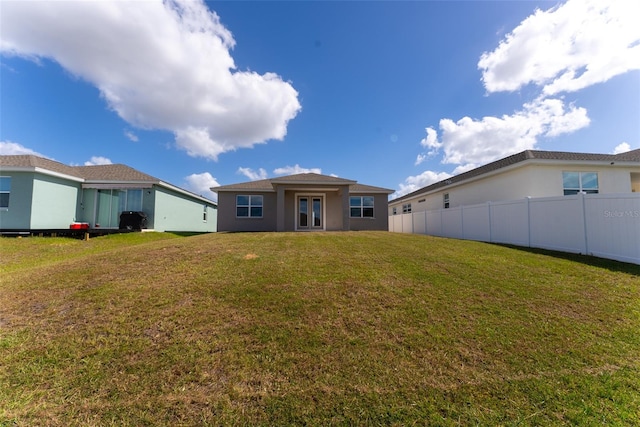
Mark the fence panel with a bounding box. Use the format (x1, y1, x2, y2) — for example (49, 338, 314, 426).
(389, 194, 639, 264)
(529, 196, 586, 254)
(442, 207, 463, 239)
(489, 199, 530, 246)
(583, 194, 640, 264)
(410, 211, 425, 234)
(426, 210, 443, 236)
(461, 203, 491, 242)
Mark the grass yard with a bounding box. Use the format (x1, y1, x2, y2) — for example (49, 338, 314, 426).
(1, 231, 639, 426)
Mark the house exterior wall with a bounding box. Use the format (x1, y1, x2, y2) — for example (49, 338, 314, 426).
(217, 191, 277, 232)
(325, 191, 345, 231)
(349, 193, 390, 231)
(30, 174, 81, 228)
(217, 185, 390, 232)
(0, 171, 34, 229)
(282, 190, 345, 231)
(390, 163, 640, 215)
(77, 188, 97, 226)
(152, 186, 217, 232)
(0, 172, 80, 229)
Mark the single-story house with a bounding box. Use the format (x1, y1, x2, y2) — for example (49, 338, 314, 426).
(213, 173, 393, 232)
(0, 155, 217, 232)
(389, 149, 640, 215)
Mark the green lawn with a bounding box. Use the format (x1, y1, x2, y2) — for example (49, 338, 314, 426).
(1, 231, 639, 426)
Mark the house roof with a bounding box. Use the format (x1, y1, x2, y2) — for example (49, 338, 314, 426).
(0, 155, 216, 205)
(0, 155, 160, 182)
(213, 172, 394, 194)
(390, 149, 640, 204)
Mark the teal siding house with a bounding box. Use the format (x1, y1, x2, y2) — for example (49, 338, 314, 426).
(0, 155, 217, 233)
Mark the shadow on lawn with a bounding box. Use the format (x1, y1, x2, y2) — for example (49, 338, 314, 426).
(495, 244, 640, 276)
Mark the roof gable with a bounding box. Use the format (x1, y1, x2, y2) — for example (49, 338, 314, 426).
(213, 172, 393, 194)
(0, 155, 83, 178)
(0, 155, 159, 182)
(76, 164, 159, 182)
(270, 173, 357, 185)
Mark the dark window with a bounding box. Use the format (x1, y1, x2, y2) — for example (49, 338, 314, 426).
(0, 177, 10, 209)
(236, 195, 263, 217)
(350, 196, 374, 218)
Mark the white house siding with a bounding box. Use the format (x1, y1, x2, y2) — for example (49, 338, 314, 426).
(391, 163, 639, 216)
(152, 186, 217, 232)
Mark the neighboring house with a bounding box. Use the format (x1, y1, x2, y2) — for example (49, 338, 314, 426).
(0, 155, 217, 232)
(389, 149, 640, 215)
(213, 173, 393, 232)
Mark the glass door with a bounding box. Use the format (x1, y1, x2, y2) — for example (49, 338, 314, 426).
(95, 189, 124, 228)
(298, 196, 323, 230)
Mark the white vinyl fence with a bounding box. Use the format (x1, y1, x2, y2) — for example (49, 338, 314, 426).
(389, 193, 640, 265)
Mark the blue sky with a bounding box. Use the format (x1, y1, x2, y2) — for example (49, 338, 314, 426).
(1, 0, 639, 201)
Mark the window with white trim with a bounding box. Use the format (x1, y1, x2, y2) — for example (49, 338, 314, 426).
(203, 205, 208, 222)
(236, 195, 263, 217)
(0, 177, 10, 209)
(443, 193, 450, 209)
(562, 172, 599, 195)
(402, 203, 411, 214)
(350, 196, 374, 218)
(392, 207, 397, 215)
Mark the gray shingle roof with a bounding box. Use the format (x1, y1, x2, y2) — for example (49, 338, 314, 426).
(391, 149, 640, 203)
(0, 155, 160, 183)
(213, 172, 393, 194)
(75, 164, 160, 182)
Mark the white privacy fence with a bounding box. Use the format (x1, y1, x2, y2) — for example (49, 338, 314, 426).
(389, 193, 640, 265)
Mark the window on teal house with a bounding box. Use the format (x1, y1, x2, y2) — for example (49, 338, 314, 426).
(0, 177, 11, 209)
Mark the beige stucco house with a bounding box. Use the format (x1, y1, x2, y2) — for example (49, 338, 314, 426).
(389, 149, 640, 215)
(213, 173, 393, 232)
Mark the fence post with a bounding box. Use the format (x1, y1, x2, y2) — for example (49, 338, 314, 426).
(424, 209, 428, 235)
(412, 211, 415, 234)
(581, 193, 589, 255)
(526, 197, 531, 247)
(487, 201, 492, 243)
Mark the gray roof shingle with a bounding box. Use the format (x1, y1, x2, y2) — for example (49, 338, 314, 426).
(0, 155, 160, 183)
(213, 172, 393, 194)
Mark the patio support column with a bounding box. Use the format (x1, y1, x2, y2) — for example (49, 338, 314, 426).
(276, 185, 285, 231)
(341, 186, 350, 231)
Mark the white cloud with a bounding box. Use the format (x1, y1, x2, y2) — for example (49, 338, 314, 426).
(0, 0, 301, 161)
(0, 141, 46, 156)
(237, 167, 268, 181)
(273, 164, 322, 176)
(415, 127, 441, 165)
(84, 156, 112, 166)
(393, 170, 453, 199)
(478, 0, 640, 95)
(124, 130, 139, 142)
(400, 0, 637, 199)
(612, 142, 631, 155)
(416, 97, 589, 167)
(184, 172, 219, 201)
